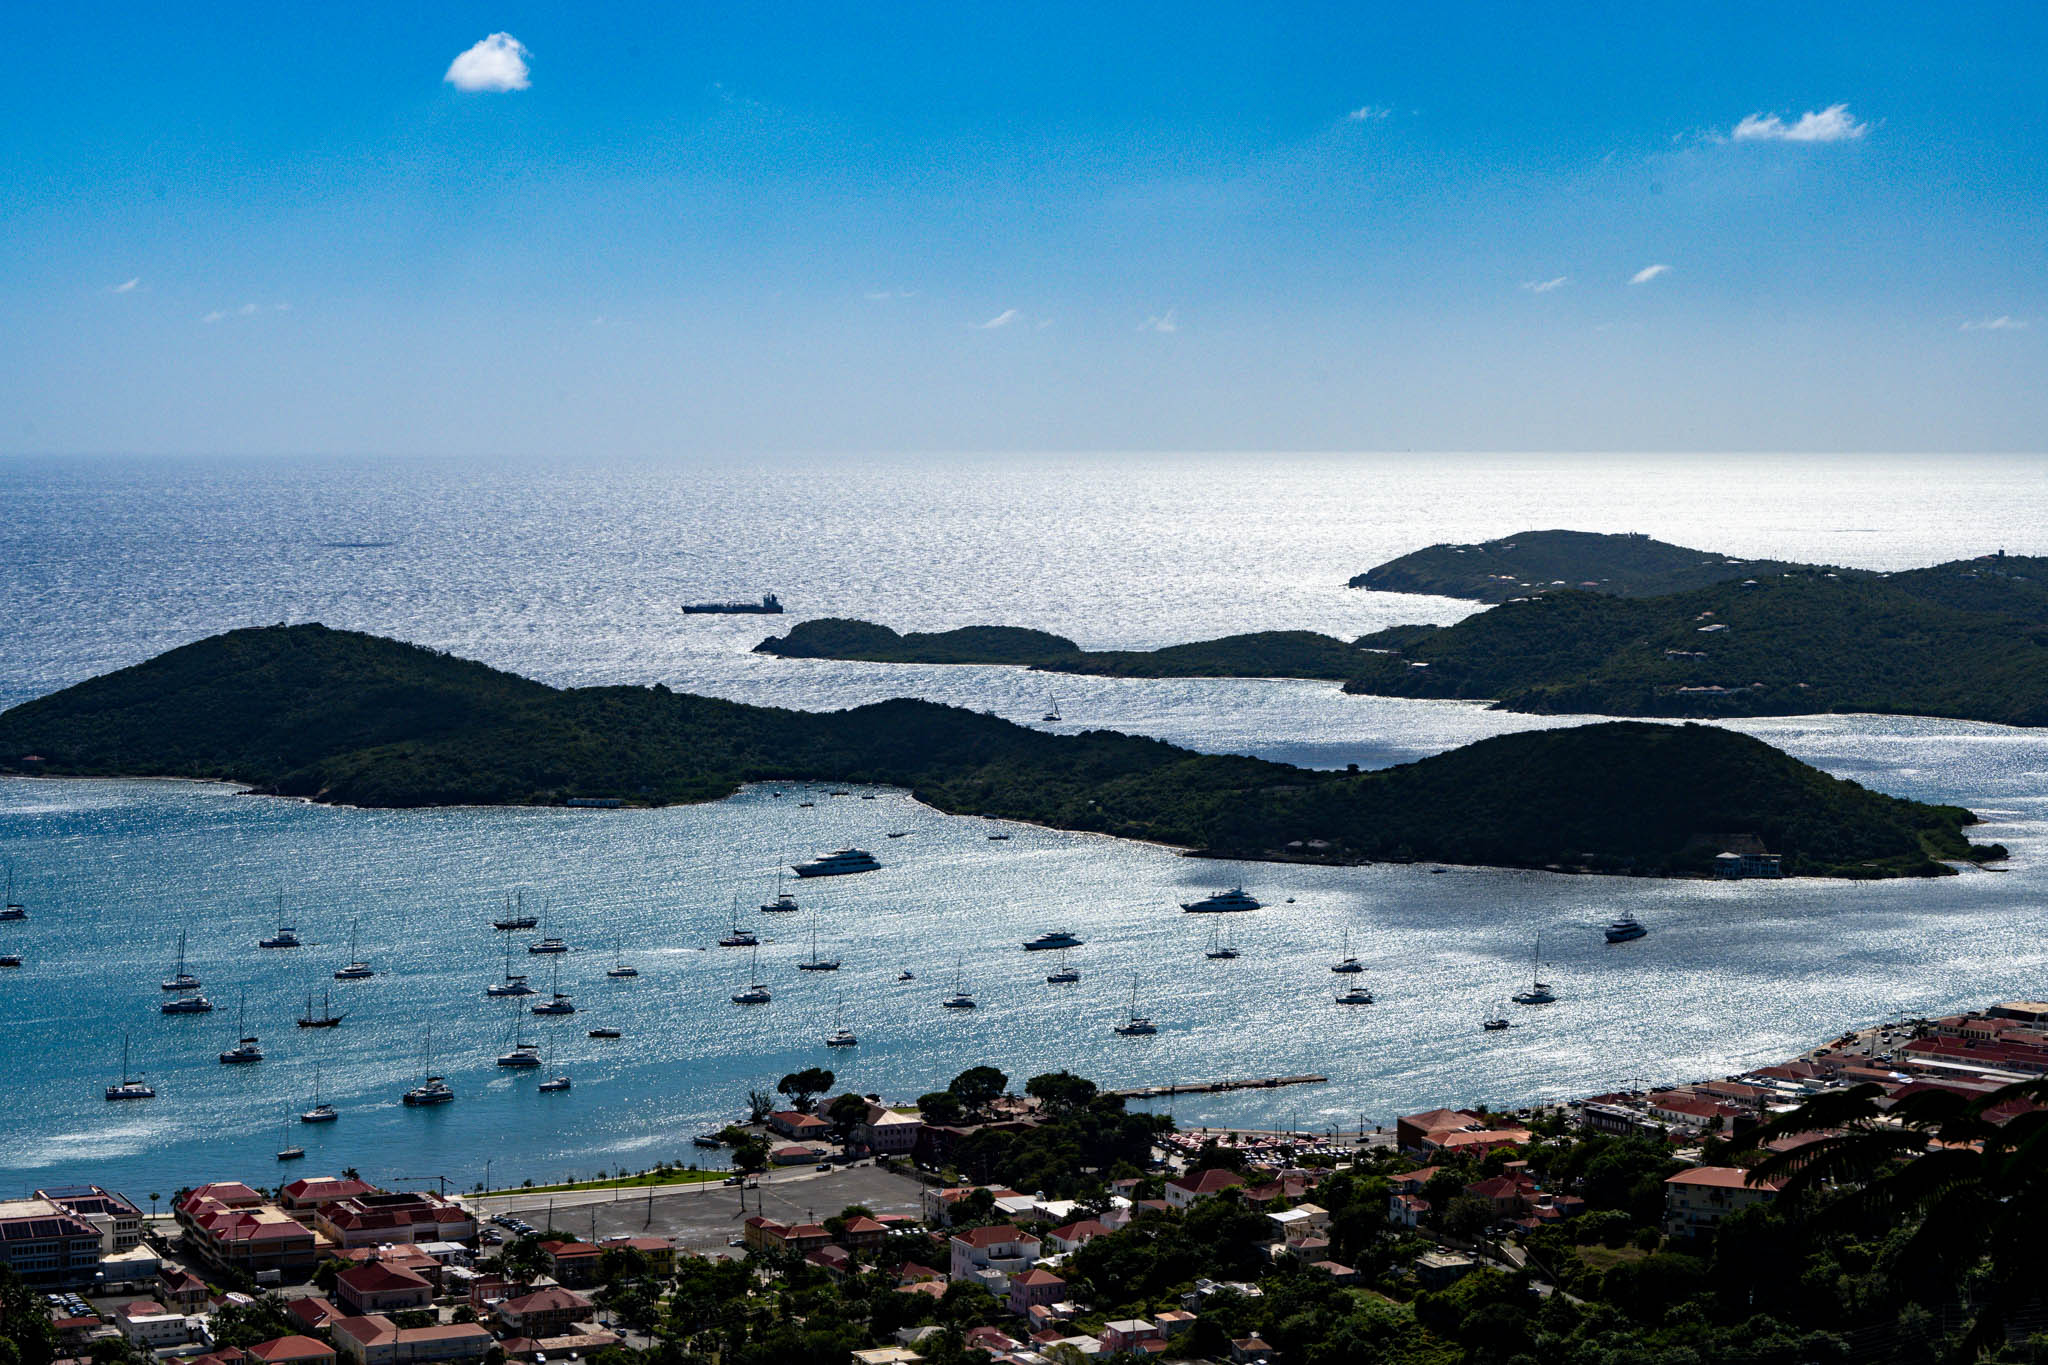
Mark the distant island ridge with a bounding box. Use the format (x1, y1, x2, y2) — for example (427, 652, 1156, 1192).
(757, 534, 2048, 726)
(0, 624, 2002, 879)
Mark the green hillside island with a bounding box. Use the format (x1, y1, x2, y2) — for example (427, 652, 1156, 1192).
(0, 625, 2000, 878)
(753, 617, 1368, 679)
(1347, 529, 1840, 601)
(1344, 570, 2048, 726)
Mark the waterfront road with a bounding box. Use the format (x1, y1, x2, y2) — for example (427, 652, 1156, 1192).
(457, 1163, 927, 1256)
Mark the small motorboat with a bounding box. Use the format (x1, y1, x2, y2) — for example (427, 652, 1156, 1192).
(587, 1026, 622, 1039)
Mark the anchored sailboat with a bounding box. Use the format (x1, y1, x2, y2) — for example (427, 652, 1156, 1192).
(162, 929, 201, 991)
(104, 1032, 155, 1101)
(1511, 933, 1556, 1005)
(300, 1064, 338, 1122)
(333, 921, 373, 980)
(297, 987, 345, 1029)
(1113, 974, 1157, 1035)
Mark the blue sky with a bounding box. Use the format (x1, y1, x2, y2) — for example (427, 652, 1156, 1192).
(2, 3, 2043, 455)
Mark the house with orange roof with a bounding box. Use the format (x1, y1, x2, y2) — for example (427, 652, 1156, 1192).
(1663, 1167, 1781, 1238)
(246, 1335, 337, 1365)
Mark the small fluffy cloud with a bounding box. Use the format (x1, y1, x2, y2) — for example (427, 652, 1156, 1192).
(1346, 105, 1392, 122)
(1961, 316, 2030, 332)
(202, 310, 226, 324)
(1630, 264, 1672, 285)
(1139, 310, 1178, 334)
(975, 309, 1021, 330)
(445, 33, 531, 93)
(109, 277, 141, 294)
(1730, 103, 1867, 143)
(1522, 276, 1568, 294)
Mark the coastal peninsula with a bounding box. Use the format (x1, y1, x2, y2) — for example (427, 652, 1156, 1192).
(0, 625, 2000, 878)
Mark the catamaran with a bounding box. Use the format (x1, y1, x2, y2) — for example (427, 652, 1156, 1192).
(531, 958, 574, 1015)
(718, 899, 759, 948)
(259, 895, 302, 949)
(760, 870, 800, 913)
(161, 991, 214, 1015)
(1335, 984, 1375, 1005)
(527, 902, 567, 955)
(497, 1014, 542, 1067)
(300, 1064, 338, 1122)
(104, 1032, 155, 1101)
(606, 934, 639, 979)
(401, 1029, 454, 1105)
(824, 993, 857, 1048)
(1511, 933, 1556, 1005)
(333, 921, 373, 980)
(1113, 975, 1157, 1035)
(941, 960, 976, 1010)
(219, 993, 264, 1063)
(162, 928, 201, 991)
(487, 938, 536, 997)
(1331, 929, 1365, 974)
(731, 945, 771, 1005)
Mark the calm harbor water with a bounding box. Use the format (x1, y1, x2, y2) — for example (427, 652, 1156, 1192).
(2, 451, 2046, 1195)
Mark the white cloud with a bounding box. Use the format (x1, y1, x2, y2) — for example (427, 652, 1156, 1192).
(975, 309, 1021, 330)
(863, 289, 918, 301)
(1961, 316, 2030, 332)
(1629, 264, 1672, 285)
(1139, 309, 1178, 333)
(1730, 103, 1867, 143)
(1521, 276, 1568, 294)
(109, 277, 141, 294)
(445, 33, 531, 93)
(1346, 105, 1392, 122)
(201, 310, 226, 324)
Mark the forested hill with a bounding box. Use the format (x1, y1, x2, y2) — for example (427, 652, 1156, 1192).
(755, 618, 1369, 680)
(1347, 530, 1833, 600)
(1347, 572, 2048, 727)
(0, 625, 1998, 878)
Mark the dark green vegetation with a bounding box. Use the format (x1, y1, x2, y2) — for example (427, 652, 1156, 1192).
(1348, 528, 1837, 600)
(1348, 570, 2048, 726)
(0, 625, 1997, 877)
(755, 617, 1369, 679)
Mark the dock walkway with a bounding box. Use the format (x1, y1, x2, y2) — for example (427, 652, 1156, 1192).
(1109, 1074, 1327, 1100)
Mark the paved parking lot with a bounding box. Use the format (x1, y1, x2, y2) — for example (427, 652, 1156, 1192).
(467, 1163, 927, 1256)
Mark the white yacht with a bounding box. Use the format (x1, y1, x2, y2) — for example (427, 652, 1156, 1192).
(606, 934, 639, 979)
(162, 929, 201, 991)
(1113, 976, 1157, 1035)
(824, 995, 858, 1048)
(259, 894, 301, 949)
(161, 993, 214, 1015)
(1180, 886, 1261, 913)
(527, 936, 567, 955)
(1335, 985, 1375, 1005)
(1331, 929, 1365, 974)
(1605, 913, 1648, 944)
(218, 995, 264, 1064)
(497, 1039, 542, 1069)
(1041, 692, 1061, 723)
(792, 848, 881, 878)
(333, 921, 374, 980)
(105, 1033, 155, 1101)
(539, 1073, 572, 1093)
(1023, 930, 1084, 951)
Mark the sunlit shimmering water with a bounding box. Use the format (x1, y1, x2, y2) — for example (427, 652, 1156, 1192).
(2, 450, 2046, 1194)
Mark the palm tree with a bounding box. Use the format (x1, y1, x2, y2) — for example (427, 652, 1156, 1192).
(1741, 1075, 2048, 1360)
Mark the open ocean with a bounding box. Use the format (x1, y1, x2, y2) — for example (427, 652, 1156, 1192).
(3, 450, 2047, 1196)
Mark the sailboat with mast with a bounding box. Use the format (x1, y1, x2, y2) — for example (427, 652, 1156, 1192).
(1045, 948, 1080, 985)
(219, 993, 264, 1063)
(718, 898, 759, 948)
(605, 933, 638, 979)
(297, 987, 345, 1028)
(259, 892, 301, 949)
(0, 864, 25, 922)
(759, 870, 800, 913)
(493, 890, 538, 931)
(1331, 929, 1364, 974)
(401, 1029, 454, 1106)
(487, 937, 536, 997)
(162, 929, 201, 991)
(333, 921, 373, 980)
(104, 1032, 155, 1100)
(1041, 692, 1061, 723)
(277, 1118, 306, 1162)
(496, 1016, 542, 1068)
(300, 1064, 338, 1122)
(941, 959, 975, 1009)
(797, 917, 841, 972)
(530, 957, 574, 1014)
(1511, 933, 1556, 1005)
(537, 1039, 571, 1092)
(1113, 974, 1157, 1035)
(1204, 924, 1239, 960)
(730, 944, 771, 1005)
(527, 900, 566, 954)
(823, 993, 857, 1047)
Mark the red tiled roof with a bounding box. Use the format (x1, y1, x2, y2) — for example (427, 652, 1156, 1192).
(952, 1223, 1030, 1248)
(246, 1336, 335, 1362)
(1665, 1166, 1780, 1191)
(1168, 1168, 1245, 1195)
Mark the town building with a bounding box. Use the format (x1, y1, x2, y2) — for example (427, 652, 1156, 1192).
(333, 1261, 435, 1316)
(0, 1197, 108, 1288)
(947, 1225, 1041, 1293)
(175, 1186, 323, 1282)
(850, 1104, 923, 1156)
(246, 1335, 339, 1365)
(329, 1317, 494, 1365)
(314, 1192, 474, 1249)
(1664, 1167, 1781, 1238)
(493, 1285, 595, 1338)
(113, 1300, 196, 1348)
(1164, 1168, 1245, 1209)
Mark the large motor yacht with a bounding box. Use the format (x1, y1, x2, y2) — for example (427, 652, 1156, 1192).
(1604, 913, 1648, 944)
(1023, 930, 1084, 951)
(1180, 886, 1262, 913)
(792, 848, 881, 878)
